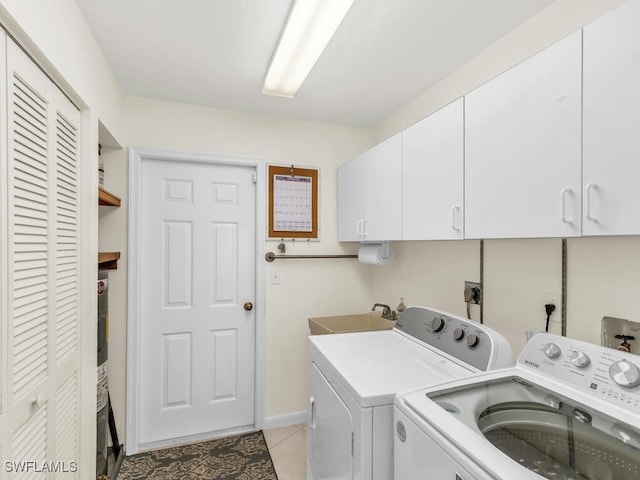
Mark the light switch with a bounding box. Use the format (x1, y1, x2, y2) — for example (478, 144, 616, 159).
(271, 270, 281, 285)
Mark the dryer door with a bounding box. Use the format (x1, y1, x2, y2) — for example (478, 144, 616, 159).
(308, 362, 354, 480)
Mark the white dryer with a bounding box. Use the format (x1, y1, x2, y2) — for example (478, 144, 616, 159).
(307, 306, 514, 480)
(395, 332, 640, 480)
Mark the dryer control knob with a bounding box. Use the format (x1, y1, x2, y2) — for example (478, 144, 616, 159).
(570, 351, 591, 368)
(543, 343, 562, 359)
(431, 317, 445, 333)
(453, 328, 465, 341)
(466, 334, 479, 348)
(609, 360, 640, 388)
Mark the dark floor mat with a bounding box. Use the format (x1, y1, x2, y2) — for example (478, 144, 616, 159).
(117, 431, 278, 480)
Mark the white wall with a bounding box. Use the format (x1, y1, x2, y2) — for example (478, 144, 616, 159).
(369, 240, 480, 319)
(566, 237, 640, 346)
(372, 0, 625, 143)
(483, 239, 563, 353)
(0, 0, 124, 143)
(369, 238, 563, 355)
(101, 96, 373, 439)
(371, 237, 640, 357)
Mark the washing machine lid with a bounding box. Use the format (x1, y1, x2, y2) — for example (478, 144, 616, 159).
(428, 375, 640, 480)
(397, 334, 640, 480)
(309, 330, 474, 407)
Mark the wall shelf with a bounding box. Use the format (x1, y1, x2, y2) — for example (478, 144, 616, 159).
(99, 186, 121, 207)
(98, 251, 121, 270)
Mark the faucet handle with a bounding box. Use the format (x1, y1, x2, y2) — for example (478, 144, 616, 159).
(372, 303, 397, 320)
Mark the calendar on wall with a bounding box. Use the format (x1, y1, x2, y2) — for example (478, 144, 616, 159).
(268, 165, 319, 240)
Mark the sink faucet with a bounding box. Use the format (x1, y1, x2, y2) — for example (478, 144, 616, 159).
(372, 303, 397, 321)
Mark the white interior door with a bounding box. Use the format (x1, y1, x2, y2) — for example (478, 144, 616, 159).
(138, 158, 256, 448)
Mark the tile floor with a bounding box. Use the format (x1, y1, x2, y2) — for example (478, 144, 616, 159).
(264, 424, 307, 480)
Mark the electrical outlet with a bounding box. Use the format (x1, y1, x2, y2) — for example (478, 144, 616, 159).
(542, 292, 561, 325)
(464, 281, 482, 305)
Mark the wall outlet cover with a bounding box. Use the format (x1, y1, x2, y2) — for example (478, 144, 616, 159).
(464, 281, 482, 305)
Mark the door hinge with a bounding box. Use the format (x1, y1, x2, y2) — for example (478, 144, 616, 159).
(252, 171, 257, 183)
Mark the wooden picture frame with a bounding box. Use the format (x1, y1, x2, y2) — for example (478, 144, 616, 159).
(268, 165, 319, 240)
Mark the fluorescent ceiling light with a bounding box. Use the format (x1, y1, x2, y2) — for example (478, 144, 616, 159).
(263, 0, 354, 98)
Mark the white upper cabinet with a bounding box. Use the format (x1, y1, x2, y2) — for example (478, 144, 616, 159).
(402, 98, 464, 240)
(583, 0, 640, 236)
(338, 155, 364, 242)
(464, 31, 583, 239)
(337, 154, 364, 241)
(337, 134, 402, 242)
(362, 134, 402, 242)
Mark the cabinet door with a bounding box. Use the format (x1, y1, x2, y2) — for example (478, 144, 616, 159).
(402, 98, 464, 240)
(583, 0, 640, 235)
(362, 133, 402, 241)
(3, 38, 82, 477)
(337, 155, 364, 241)
(465, 31, 582, 239)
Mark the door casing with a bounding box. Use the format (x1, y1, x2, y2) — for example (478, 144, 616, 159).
(126, 147, 266, 454)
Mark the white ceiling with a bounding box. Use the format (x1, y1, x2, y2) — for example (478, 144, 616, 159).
(74, 0, 555, 126)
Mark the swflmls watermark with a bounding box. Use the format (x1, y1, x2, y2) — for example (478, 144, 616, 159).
(4, 460, 78, 473)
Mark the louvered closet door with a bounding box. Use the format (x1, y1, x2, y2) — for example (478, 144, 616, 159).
(4, 38, 81, 478)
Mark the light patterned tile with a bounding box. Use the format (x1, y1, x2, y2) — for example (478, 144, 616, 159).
(263, 425, 299, 449)
(268, 428, 307, 480)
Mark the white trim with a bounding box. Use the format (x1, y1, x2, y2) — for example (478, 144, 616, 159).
(126, 147, 266, 454)
(263, 410, 308, 430)
(79, 109, 99, 477)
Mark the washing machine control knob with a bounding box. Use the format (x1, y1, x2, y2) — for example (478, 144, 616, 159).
(466, 334, 479, 348)
(570, 351, 591, 368)
(543, 343, 562, 359)
(453, 328, 465, 341)
(431, 317, 445, 333)
(609, 360, 640, 388)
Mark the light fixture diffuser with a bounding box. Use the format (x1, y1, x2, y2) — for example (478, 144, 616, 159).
(263, 0, 354, 98)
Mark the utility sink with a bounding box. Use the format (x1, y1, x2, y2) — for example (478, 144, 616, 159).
(308, 312, 395, 335)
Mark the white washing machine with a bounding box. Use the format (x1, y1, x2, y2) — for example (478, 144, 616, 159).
(395, 332, 640, 480)
(307, 306, 514, 480)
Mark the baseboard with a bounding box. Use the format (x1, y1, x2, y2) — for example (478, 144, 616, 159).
(263, 410, 307, 430)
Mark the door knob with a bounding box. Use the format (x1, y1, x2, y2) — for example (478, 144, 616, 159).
(244, 302, 253, 311)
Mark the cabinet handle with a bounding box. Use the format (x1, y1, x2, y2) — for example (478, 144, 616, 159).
(31, 393, 46, 408)
(362, 218, 368, 237)
(561, 188, 573, 224)
(585, 184, 598, 222)
(451, 206, 461, 231)
(309, 396, 316, 429)
(356, 219, 362, 237)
